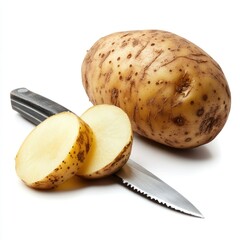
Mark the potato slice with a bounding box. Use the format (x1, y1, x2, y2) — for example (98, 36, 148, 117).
(77, 104, 133, 178)
(15, 112, 93, 189)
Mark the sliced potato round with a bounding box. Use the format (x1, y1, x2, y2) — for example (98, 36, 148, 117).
(15, 112, 93, 189)
(77, 104, 133, 178)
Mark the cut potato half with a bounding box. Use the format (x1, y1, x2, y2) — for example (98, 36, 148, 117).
(78, 104, 133, 178)
(15, 112, 93, 189)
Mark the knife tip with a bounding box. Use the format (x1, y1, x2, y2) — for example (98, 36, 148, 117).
(188, 209, 204, 219)
(196, 212, 204, 219)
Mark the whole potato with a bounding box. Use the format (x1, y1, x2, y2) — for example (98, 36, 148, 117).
(82, 30, 231, 149)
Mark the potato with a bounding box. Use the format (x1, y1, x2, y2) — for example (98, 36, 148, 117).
(78, 104, 133, 178)
(15, 105, 133, 189)
(15, 112, 93, 189)
(82, 30, 231, 148)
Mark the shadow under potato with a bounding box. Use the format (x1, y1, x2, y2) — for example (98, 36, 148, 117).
(133, 133, 215, 162)
(53, 175, 116, 192)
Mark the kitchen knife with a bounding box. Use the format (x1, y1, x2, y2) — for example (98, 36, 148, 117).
(11, 87, 203, 218)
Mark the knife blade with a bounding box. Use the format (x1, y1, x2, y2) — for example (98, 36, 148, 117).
(10, 87, 203, 218)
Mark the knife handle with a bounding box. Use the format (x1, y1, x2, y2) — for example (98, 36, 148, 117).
(10, 88, 71, 125)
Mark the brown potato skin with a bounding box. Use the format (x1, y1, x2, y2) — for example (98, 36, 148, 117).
(82, 30, 231, 148)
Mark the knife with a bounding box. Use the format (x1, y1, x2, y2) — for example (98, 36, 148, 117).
(10, 87, 203, 218)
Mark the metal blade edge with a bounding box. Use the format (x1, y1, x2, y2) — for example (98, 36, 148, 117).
(115, 159, 203, 218)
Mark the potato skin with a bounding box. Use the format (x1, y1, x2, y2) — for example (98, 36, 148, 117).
(82, 30, 231, 148)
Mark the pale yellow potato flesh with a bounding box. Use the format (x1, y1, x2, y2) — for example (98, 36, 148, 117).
(15, 112, 93, 189)
(77, 104, 133, 178)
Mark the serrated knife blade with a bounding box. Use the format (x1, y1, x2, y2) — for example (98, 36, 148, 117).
(117, 159, 203, 217)
(10, 87, 203, 218)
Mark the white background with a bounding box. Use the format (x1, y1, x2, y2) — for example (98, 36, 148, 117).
(0, 0, 239, 239)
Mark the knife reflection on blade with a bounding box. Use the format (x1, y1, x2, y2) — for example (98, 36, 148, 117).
(10, 88, 203, 218)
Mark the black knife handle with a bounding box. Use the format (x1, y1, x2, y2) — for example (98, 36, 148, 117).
(10, 88, 71, 125)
